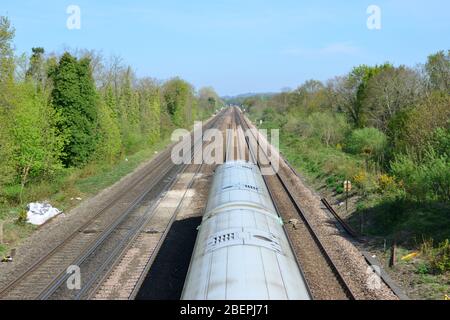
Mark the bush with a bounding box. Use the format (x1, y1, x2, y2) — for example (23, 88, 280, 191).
(345, 127, 387, 161)
(296, 112, 349, 147)
(96, 100, 122, 164)
(377, 174, 398, 193)
(430, 126, 450, 158)
(416, 262, 430, 275)
(1, 185, 22, 203)
(420, 152, 450, 201)
(16, 209, 28, 225)
(391, 151, 450, 201)
(352, 170, 378, 195)
(421, 239, 450, 274)
(431, 239, 450, 273)
(353, 170, 368, 186)
(401, 93, 450, 159)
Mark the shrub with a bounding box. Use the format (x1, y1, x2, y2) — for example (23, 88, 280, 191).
(95, 100, 122, 164)
(401, 93, 450, 159)
(336, 161, 361, 184)
(391, 151, 450, 201)
(352, 170, 378, 195)
(421, 239, 450, 274)
(303, 112, 349, 147)
(345, 127, 387, 161)
(16, 209, 28, 225)
(420, 151, 450, 201)
(354, 170, 368, 186)
(377, 174, 397, 193)
(1, 185, 22, 203)
(416, 262, 430, 275)
(391, 153, 426, 200)
(430, 239, 450, 273)
(430, 126, 450, 158)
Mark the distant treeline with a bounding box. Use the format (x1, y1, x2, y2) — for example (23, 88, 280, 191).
(0, 16, 222, 204)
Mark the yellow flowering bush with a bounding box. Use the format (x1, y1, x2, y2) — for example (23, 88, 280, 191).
(377, 174, 397, 193)
(353, 170, 367, 187)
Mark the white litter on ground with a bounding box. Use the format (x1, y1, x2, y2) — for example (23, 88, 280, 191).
(26, 202, 62, 225)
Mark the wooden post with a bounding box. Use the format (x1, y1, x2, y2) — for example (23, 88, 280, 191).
(389, 241, 397, 267)
(345, 188, 348, 213)
(361, 211, 364, 235)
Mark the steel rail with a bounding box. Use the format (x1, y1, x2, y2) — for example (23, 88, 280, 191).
(237, 109, 313, 300)
(0, 112, 223, 299)
(320, 198, 362, 241)
(127, 112, 230, 300)
(236, 107, 357, 300)
(37, 112, 224, 300)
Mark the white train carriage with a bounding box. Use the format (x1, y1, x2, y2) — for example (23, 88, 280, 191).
(181, 160, 311, 300)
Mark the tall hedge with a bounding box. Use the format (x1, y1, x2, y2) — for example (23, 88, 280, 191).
(49, 52, 99, 167)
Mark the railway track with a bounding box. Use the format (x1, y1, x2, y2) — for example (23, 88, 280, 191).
(91, 111, 231, 300)
(0, 111, 226, 300)
(94, 160, 208, 300)
(235, 107, 357, 300)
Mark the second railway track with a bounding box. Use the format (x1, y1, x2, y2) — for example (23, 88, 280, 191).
(234, 107, 357, 300)
(0, 111, 226, 300)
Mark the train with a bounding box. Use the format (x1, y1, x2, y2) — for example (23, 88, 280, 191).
(181, 160, 311, 300)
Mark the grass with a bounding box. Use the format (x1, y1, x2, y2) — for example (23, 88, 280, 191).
(252, 113, 450, 299)
(76, 139, 169, 195)
(0, 137, 171, 258)
(255, 116, 450, 244)
(0, 244, 7, 258)
(349, 197, 450, 243)
(386, 249, 450, 299)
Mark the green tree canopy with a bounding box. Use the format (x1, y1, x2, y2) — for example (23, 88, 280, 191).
(426, 50, 450, 92)
(50, 52, 99, 167)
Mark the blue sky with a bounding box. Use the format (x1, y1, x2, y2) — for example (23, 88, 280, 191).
(1, 0, 449, 95)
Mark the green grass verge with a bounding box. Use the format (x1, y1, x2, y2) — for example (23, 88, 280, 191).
(0, 138, 171, 257)
(256, 118, 450, 244)
(250, 111, 449, 297)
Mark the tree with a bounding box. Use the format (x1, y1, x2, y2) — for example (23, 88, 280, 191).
(118, 67, 141, 150)
(10, 82, 64, 202)
(364, 66, 424, 132)
(26, 47, 46, 89)
(49, 52, 99, 167)
(96, 98, 122, 163)
(285, 80, 328, 115)
(345, 127, 387, 166)
(0, 16, 14, 82)
(163, 78, 195, 127)
(327, 76, 356, 114)
(401, 92, 450, 160)
(333, 64, 392, 127)
(305, 112, 349, 147)
(0, 16, 16, 186)
(138, 78, 161, 145)
(426, 50, 450, 92)
(198, 87, 222, 118)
